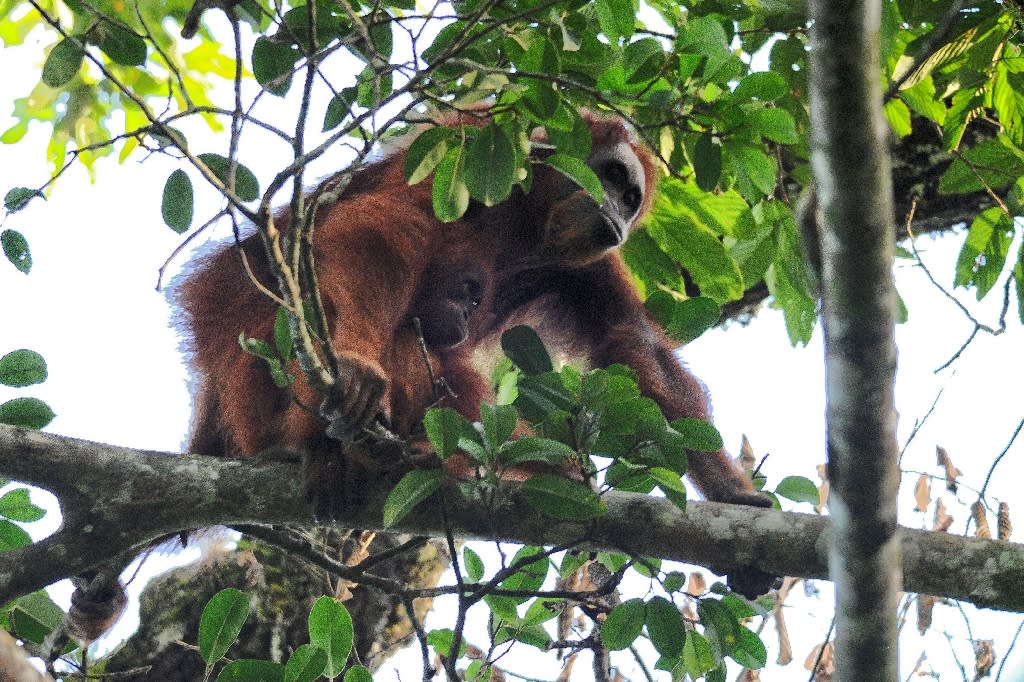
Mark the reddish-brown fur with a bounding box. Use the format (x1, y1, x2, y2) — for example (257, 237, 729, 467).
(178, 111, 768, 510)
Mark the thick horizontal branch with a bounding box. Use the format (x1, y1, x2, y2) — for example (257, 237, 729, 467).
(0, 425, 1020, 612)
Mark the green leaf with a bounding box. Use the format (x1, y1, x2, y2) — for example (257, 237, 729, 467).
(197, 153, 260, 202)
(308, 597, 354, 678)
(698, 598, 741, 657)
(162, 169, 194, 233)
(382, 469, 445, 528)
(432, 145, 469, 222)
(954, 207, 1015, 299)
(0, 488, 45, 523)
(2, 229, 32, 274)
(428, 629, 468, 659)
(423, 407, 474, 459)
(463, 546, 485, 582)
(750, 108, 799, 144)
(649, 467, 687, 510)
(9, 592, 63, 645)
(670, 418, 724, 452)
(404, 127, 451, 185)
(41, 38, 85, 88)
(623, 38, 664, 84)
(216, 660, 285, 681)
(500, 437, 575, 467)
(775, 475, 819, 504)
(646, 596, 686, 658)
(322, 87, 358, 132)
(732, 71, 787, 101)
(595, 0, 635, 42)
(4, 187, 44, 213)
(284, 644, 327, 682)
(0, 350, 46, 388)
(274, 306, 294, 363)
(480, 402, 517, 451)
(693, 135, 722, 192)
(939, 138, 1024, 194)
(343, 666, 373, 682)
(0, 398, 54, 429)
(724, 140, 777, 199)
(883, 98, 912, 138)
(544, 154, 604, 205)
(252, 36, 298, 96)
(602, 599, 645, 650)
(94, 22, 146, 66)
(645, 292, 721, 344)
(499, 546, 549, 598)
(0, 520, 31, 551)
(729, 626, 768, 669)
(465, 124, 515, 206)
(199, 588, 250, 664)
(521, 473, 607, 520)
(680, 631, 717, 678)
(501, 325, 553, 375)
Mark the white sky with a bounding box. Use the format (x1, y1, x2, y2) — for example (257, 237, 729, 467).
(1, 20, 1023, 682)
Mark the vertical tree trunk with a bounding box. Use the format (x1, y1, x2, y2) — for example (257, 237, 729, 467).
(807, 2, 902, 680)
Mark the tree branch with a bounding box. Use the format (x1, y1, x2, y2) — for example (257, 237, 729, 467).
(1, 426, 1021, 614)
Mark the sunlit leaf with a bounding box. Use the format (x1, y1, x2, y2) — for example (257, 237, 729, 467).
(308, 597, 354, 678)
(198, 588, 250, 664)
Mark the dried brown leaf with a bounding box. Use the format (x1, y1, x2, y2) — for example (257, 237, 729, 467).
(738, 669, 761, 681)
(815, 463, 830, 514)
(936, 445, 962, 493)
(687, 572, 708, 596)
(998, 502, 1012, 542)
(914, 473, 931, 512)
(804, 642, 835, 681)
(739, 434, 756, 471)
(933, 498, 953, 532)
(971, 501, 992, 539)
(973, 639, 994, 680)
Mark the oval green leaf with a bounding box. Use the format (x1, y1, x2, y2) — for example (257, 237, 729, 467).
(465, 123, 515, 206)
(0, 350, 47, 388)
(697, 598, 740, 657)
(42, 38, 84, 88)
(284, 643, 327, 682)
(308, 596, 354, 678)
(197, 153, 260, 202)
(646, 596, 686, 658)
(382, 469, 445, 528)
(602, 598, 645, 650)
(252, 36, 298, 96)
(198, 588, 250, 664)
(343, 666, 373, 682)
(0, 488, 46, 523)
(544, 153, 603, 204)
(431, 145, 469, 222)
(403, 127, 451, 185)
(162, 169, 194, 233)
(95, 23, 146, 66)
(216, 659, 285, 681)
(501, 325, 553, 375)
(521, 473, 607, 520)
(463, 546, 485, 582)
(670, 418, 724, 452)
(4, 187, 44, 213)
(693, 134, 722, 192)
(774, 475, 819, 504)
(0, 398, 55, 430)
(423, 407, 473, 460)
(1, 230, 31, 274)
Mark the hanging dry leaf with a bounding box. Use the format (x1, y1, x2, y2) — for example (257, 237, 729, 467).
(739, 434, 756, 471)
(804, 641, 835, 681)
(687, 572, 708, 596)
(998, 502, 1012, 542)
(914, 473, 931, 512)
(556, 653, 577, 682)
(773, 577, 797, 665)
(936, 445, 962, 493)
(738, 669, 761, 681)
(971, 501, 992, 539)
(815, 463, 831, 514)
(973, 639, 994, 680)
(916, 594, 937, 634)
(933, 498, 953, 532)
